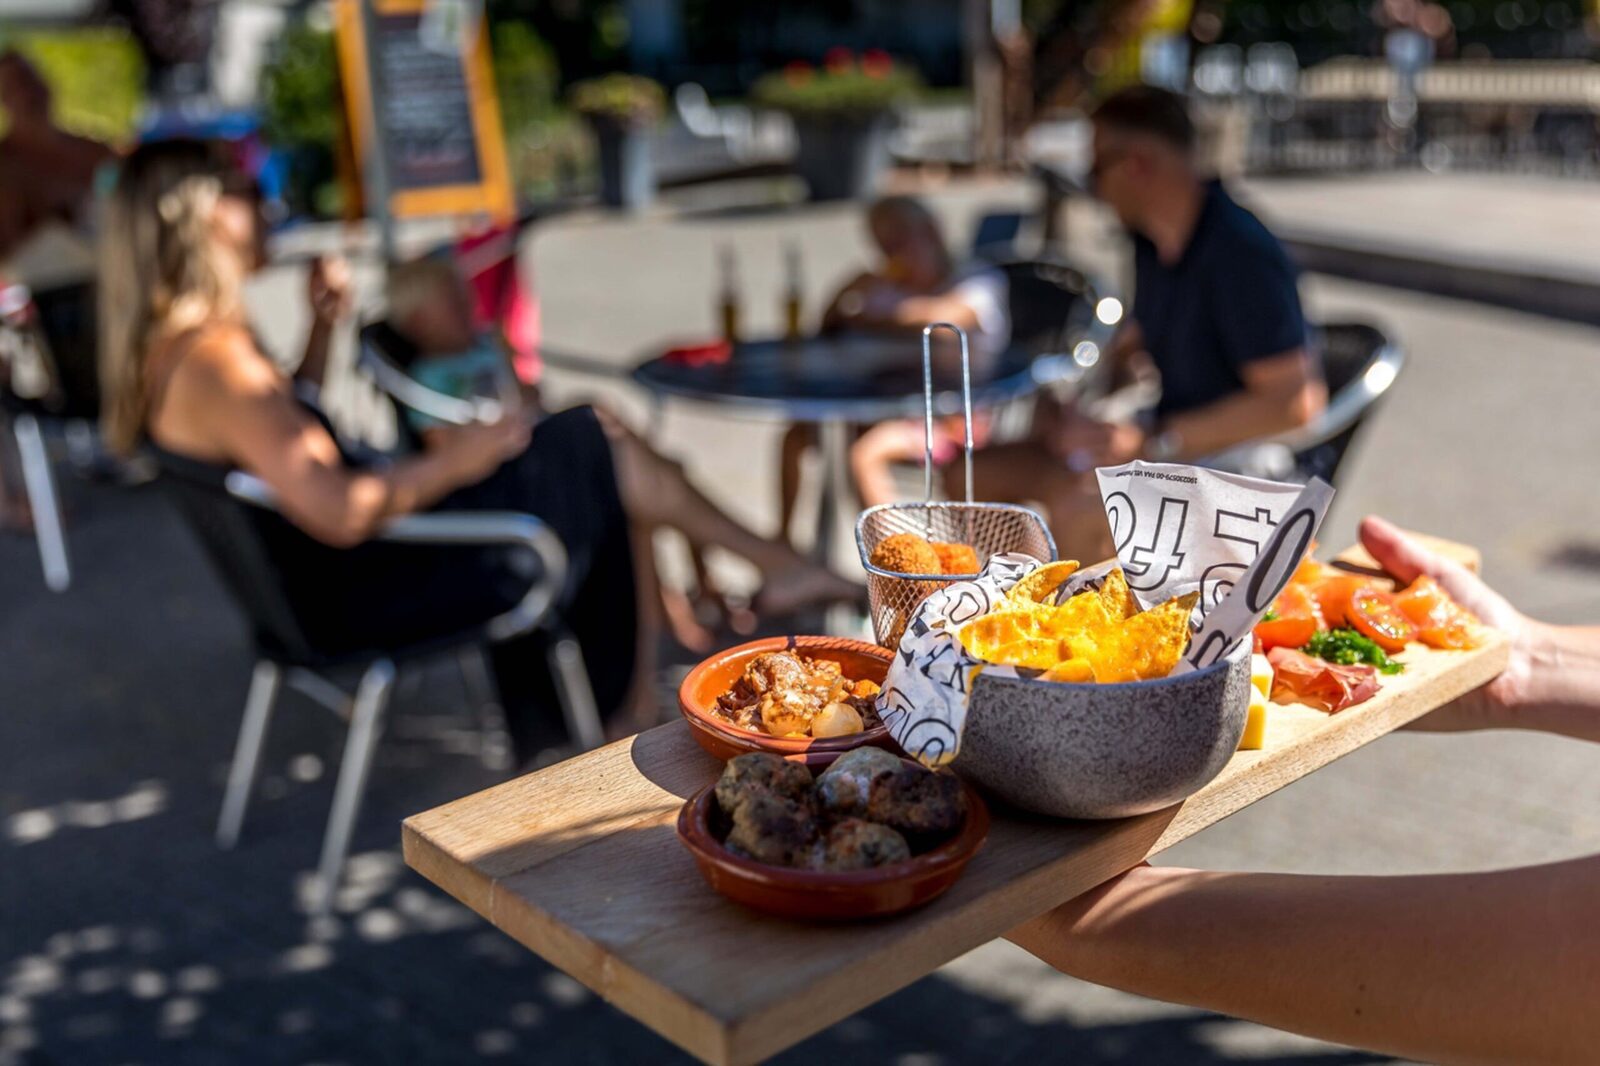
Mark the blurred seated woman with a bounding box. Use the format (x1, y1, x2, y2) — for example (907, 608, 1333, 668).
(381, 254, 768, 648)
(780, 196, 1009, 531)
(100, 140, 855, 758)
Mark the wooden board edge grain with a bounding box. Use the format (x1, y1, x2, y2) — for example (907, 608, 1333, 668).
(482, 861, 738, 1066)
(402, 814, 497, 919)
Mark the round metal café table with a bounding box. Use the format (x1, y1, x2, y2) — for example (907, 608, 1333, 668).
(631, 333, 1055, 569)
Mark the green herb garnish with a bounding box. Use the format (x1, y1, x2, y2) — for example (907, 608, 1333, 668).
(1261, 608, 1279, 622)
(1304, 628, 1404, 674)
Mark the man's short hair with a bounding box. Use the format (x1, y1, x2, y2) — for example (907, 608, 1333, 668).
(1090, 86, 1195, 152)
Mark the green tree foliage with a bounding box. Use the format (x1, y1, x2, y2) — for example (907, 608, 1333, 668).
(0, 29, 145, 143)
(261, 23, 340, 151)
(492, 19, 560, 140)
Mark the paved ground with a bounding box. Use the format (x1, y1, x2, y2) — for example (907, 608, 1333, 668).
(4, 174, 1600, 1065)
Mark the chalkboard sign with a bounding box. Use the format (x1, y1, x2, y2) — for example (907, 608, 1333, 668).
(334, 0, 512, 223)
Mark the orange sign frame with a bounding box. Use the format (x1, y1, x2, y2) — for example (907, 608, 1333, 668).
(333, 0, 514, 224)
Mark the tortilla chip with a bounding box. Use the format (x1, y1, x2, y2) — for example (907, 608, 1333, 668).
(957, 610, 1041, 661)
(985, 637, 1070, 671)
(1097, 568, 1140, 620)
(1065, 591, 1198, 682)
(1040, 658, 1095, 683)
(1006, 560, 1080, 607)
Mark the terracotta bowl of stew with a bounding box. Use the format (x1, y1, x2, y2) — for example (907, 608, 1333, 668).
(675, 766, 990, 921)
(677, 635, 899, 769)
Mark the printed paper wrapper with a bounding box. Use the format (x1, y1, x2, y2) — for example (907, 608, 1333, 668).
(876, 463, 1334, 767)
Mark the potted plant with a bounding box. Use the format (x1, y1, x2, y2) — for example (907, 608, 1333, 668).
(569, 72, 664, 210)
(752, 48, 922, 202)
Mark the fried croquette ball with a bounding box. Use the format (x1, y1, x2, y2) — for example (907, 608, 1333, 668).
(869, 532, 943, 576)
(931, 541, 980, 576)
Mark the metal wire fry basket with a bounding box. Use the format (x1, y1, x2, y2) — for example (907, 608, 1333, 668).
(855, 323, 1056, 651)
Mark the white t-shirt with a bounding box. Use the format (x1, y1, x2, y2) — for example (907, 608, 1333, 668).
(860, 262, 1011, 362)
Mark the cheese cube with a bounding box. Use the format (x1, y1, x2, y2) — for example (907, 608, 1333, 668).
(1238, 691, 1268, 751)
(1250, 653, 1274, 699)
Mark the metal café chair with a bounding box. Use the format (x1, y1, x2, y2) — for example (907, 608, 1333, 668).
(0, 280, 101, 592)
(1204, 321, 1406, 483)
(156, 454, 604, 916)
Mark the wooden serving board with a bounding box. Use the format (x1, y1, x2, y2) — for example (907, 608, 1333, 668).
(402, 540, 1509, 1066)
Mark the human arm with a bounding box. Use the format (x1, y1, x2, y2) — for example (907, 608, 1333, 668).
(167, 329, 528, 547)
(1007, 855, 1600, 1066)
(296, 255, 351, 389)
(1154, 346, 1324, 458)
(1360, 515, 1600, 742)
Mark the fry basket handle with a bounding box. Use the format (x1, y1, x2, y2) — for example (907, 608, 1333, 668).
(921, 322, 974, 506)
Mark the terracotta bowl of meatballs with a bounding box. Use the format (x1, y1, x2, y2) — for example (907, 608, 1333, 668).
(678, 635, 900, 769)
(677, 750, 989, 920)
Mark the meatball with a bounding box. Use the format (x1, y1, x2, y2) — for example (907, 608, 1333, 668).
(714, 752, 813, 820)
(724, 792, 818, 867)
(818, 818, 911, 871)
(866, 764, 967, 838)
(869, 532, 943, 576)
(814, 747, 903, 819)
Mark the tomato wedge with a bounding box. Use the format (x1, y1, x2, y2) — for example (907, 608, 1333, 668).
(1393, 576, 1483, 649)
(1310, 575, 1375, 628)
(1347, 588, 1416, 654)
(1254, 614, 1317, 650)
(1289, 557, 1330, 586)
(1274, 584, 1325, 628)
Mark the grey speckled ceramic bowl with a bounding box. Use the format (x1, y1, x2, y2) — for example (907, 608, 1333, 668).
(952, 642, 1252, 819)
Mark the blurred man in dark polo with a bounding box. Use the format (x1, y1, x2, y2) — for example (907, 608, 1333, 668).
(971, 85, 1325, 557)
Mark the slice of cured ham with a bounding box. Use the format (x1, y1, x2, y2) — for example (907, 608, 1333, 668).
(1266, 647, 1381, 713)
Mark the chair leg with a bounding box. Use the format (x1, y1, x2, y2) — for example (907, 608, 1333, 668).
(546, 630, 605, 752)
(216, 660, 282, 849)
(458, 646, 512, 771)
(14, 413, 70, 592)
(311, 659, 395, 916)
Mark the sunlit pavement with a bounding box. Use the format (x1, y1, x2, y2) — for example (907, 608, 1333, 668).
(4, 175, 1599, 1064)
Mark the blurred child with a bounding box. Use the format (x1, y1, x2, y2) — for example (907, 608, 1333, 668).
(385, 256, 537, 443)
(780, 196, 1009, 536)
(385, 256, 835, 655)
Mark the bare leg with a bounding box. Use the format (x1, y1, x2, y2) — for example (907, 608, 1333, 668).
(596, 411, 860, 615)
(849, 419, 927, 509)
(615, 521, 668, 738)
(959, 441, 1113, 561)
(778, 423, 815, 545)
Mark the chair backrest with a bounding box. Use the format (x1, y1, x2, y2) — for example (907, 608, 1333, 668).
(153, 448, 321, 663)
(356, 320, 498, 444)
(998, 259, 1098, 357)
(0, 280, 100, 420)
(1293, 321, 1404, 483)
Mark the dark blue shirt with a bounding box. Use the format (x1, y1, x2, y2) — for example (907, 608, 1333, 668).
(1132, 181, 1309, 416)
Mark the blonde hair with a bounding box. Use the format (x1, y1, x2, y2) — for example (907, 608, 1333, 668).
(385, 255, 463, 327)
(99, 139, 246, 455)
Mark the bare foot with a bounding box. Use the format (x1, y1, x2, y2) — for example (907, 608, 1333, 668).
(753, 564, 864, 619)
(660, 584, 716, 653)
